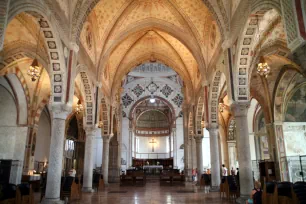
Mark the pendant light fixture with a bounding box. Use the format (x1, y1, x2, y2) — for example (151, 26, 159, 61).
(27, 19, 42, 82)
(256, 15, 270, 78)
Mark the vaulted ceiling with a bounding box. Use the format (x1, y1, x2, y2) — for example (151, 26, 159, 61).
(79, 0, 222, 99)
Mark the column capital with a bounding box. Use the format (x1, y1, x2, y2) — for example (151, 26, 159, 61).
(222, 38, 234, 50)
(70, 42, 79, 53)
(50, 104, 71, 119)
(102, 134, 113, 141)
(207, 123, 218, 130)
(85, 127, 98, 136)
(194, 134, 204, 142)
(230, 102, 250, 117)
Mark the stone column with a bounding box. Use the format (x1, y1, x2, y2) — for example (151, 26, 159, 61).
(172, 128, 177, 167)
(102, 134, 112, 186)
(208, 126, 221, 190)
(82, 127, 97, 192)
(231, 103, 253, 200)
(128, 128, 133, 167)
(42, 106, 70, 204)
(194, 135, 204, 182)
(228, 142, 237, 170)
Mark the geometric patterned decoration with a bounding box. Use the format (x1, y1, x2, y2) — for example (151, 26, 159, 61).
(160, 84, 173, 98)
(210, 71, 222, 123)
(146, 80, 159, 94)
(101, 98, 109, 135)
(227, 118, 236, 141)
(236, 7, 274, 101)
(26, 12, 65, 103)
(122, 93, 133, 108)
(80, 72, 93, 125)
(196, 96, 204, 135)
(172, 94, 183, 107)
(132, 84, 144, 97)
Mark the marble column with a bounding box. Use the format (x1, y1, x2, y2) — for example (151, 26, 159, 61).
(172, 128, 177, 167)
(195, 135, 204, 182)
(82, 127, 97, 192)
(42, 106, 70, 204)
(102, 134, 112, 186)
(209, 126, 221, 190)
(228, 142, 237, 170)
(128, 128, 133, 167)
(231, 103, 253, 200)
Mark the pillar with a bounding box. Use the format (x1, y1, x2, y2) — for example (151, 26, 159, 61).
(0, 0, 10, 51)
(195, 135, 204, 182)
(209, 126, 221, 190)
(82, 127, 97, 192)
(266, 123, 281, 180)
(42, 106, 70, 204)
(102, 134, 112, 186)
(228, 142, 237, 170)
(172, 128, 177, 167)
(182, 106, 192, 181)
(128, 128, 133, 167)
(231, 102, 253, 200)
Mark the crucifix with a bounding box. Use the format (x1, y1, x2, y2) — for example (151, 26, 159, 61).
(149, 138, 156, 152)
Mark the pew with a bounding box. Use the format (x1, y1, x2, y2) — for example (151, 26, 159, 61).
(225, 176, 239, 202)
(293, 182, 306, 204)
(120, 170, 134, 186)
(160, 169, 184, 186)
(16, 184, 34, 204)
(134, 170, 146, 186)
(0, 184, 17, 204)
(60, 177, 81, 202)
(262, 181, 277, 204)
(277, 182, 294, 204)
(220, 177, 226, 198)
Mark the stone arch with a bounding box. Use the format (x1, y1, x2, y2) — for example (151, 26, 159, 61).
(0, 66, 31, 125)
(209, 70, 223, 124)
(101, 97, 109, 136)
(234, 5, 282, 101)
(7, 7, 67, 104)
(195, 96, 205, 135)
(128, 95, 176, 124)
(0, 41, 49, 70)
(112, 53, 193, 101)
(78, 72, 95, 126)
(33, 97, 50, 126)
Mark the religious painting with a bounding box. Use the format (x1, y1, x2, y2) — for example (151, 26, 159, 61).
(210, 24, 216, 48)
(86, 25, 93, 50)
(257, 111, 265, 132)
(285, 85, 306, 122)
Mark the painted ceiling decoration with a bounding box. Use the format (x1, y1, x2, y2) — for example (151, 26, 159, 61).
(79, 0, 222, 101)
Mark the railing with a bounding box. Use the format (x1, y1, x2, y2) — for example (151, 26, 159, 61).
(283, 155, 306, 183)
(135, 153, 170, 159)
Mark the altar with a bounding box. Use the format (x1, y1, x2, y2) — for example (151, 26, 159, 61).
(143, 165, 163, 175)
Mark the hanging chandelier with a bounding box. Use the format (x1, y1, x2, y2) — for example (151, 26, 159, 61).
(255, 15, 270, 78)
(257, 56, 270, 78)
(27, 19, 41, 82)
(149, 94, 156, 103)
(27, 59, 41, 81)
(76, 99, 83, 114)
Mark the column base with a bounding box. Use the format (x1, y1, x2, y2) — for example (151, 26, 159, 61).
(82, 187, 94, 193)
(41, 198, 64, 204)
(209, 186, 220, 192)
(235, 195, 249, 204)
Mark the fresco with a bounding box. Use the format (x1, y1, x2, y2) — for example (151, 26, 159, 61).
(285, 85, 306, 122)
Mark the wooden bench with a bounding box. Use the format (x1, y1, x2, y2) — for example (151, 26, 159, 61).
(16, 184, 34, 204)
(133, 171, 146, 186)
(160, 170, 184, 186)
(60, 177, 81, 202)
(120, 170, 134, 186)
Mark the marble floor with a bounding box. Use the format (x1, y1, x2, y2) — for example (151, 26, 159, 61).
(68, 180, 231, 204)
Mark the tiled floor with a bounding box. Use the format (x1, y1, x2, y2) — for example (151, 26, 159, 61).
(68, 180, 231, 204)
